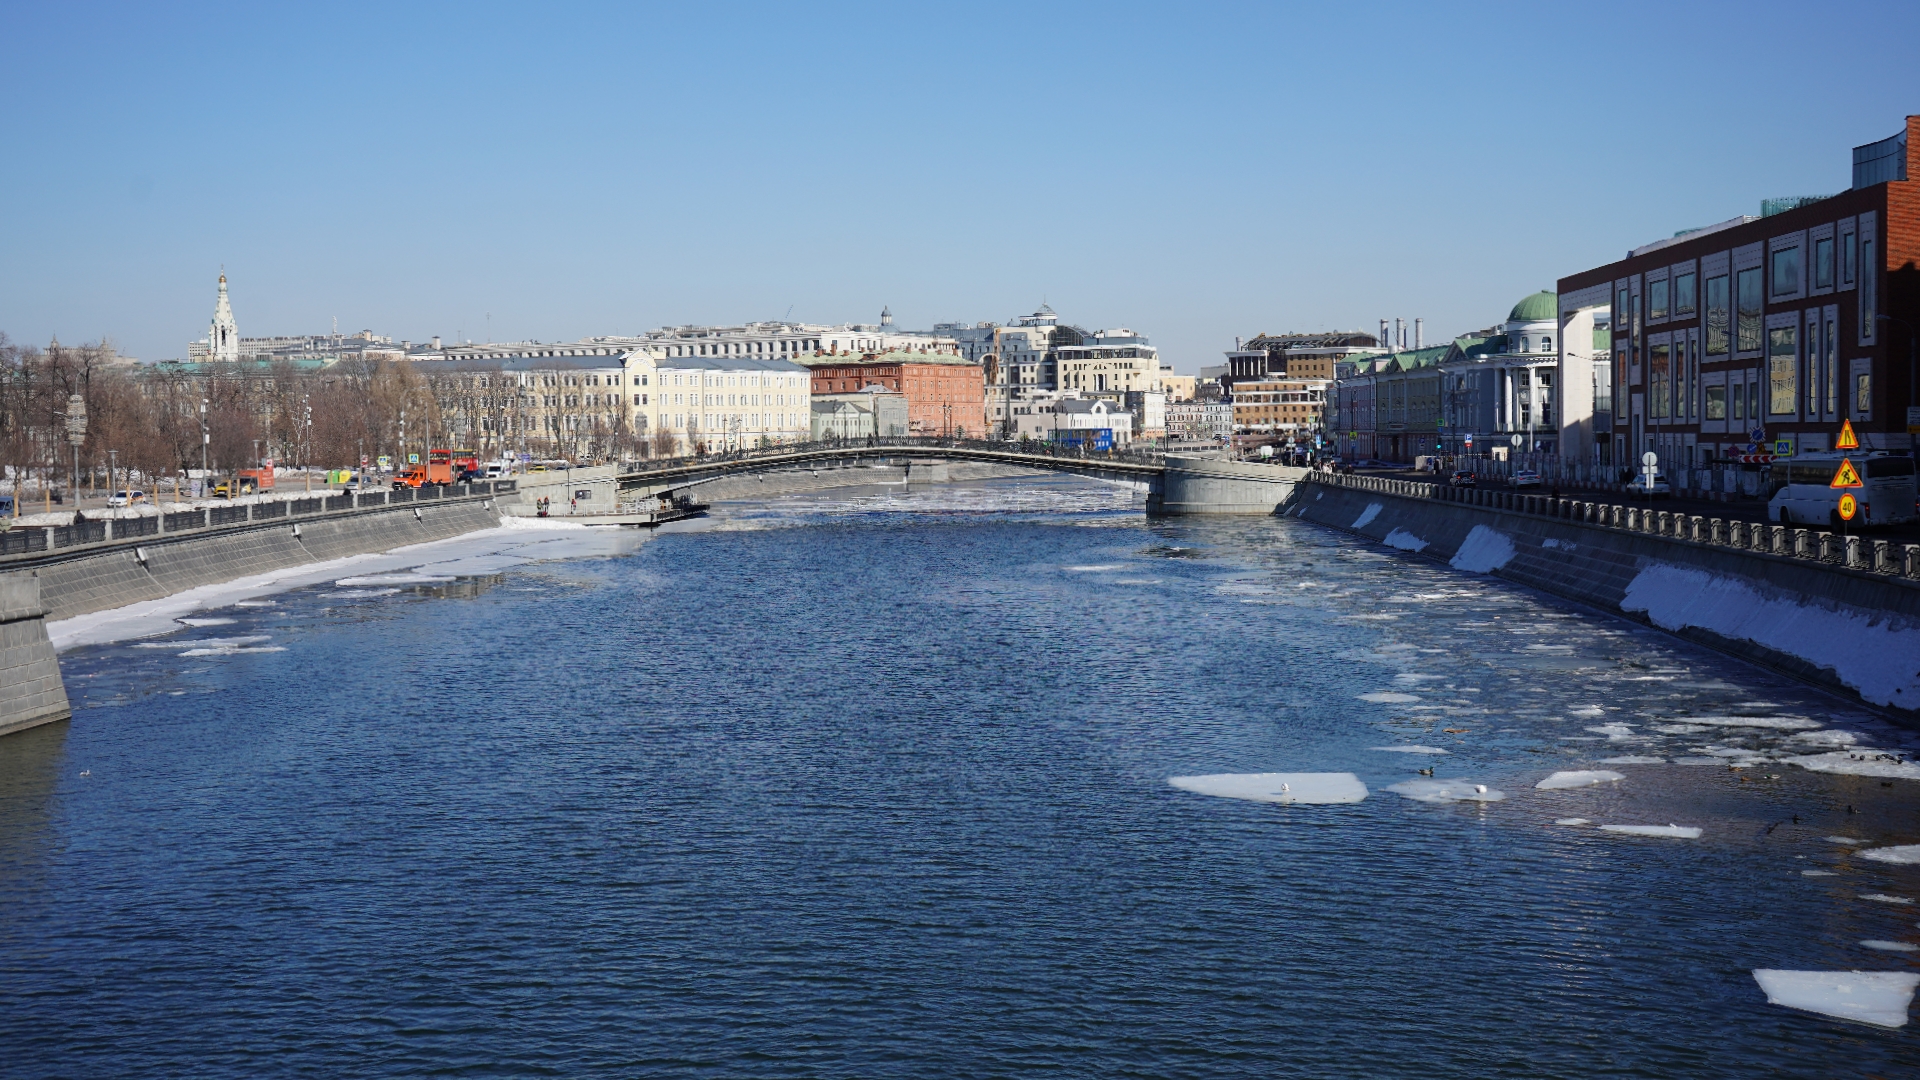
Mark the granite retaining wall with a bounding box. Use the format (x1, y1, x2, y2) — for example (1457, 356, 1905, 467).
(0, 494, 504, 737)
(1283, 476, 1920, 719)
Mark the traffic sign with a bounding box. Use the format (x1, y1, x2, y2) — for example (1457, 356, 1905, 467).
(1642, 451, 1658, 467)
(408, 453, 420, 464)
(1830, 458, 1864, 489)
(1773, 436, 1794, 457)
(1750, 428, 1767, 442)
(1836, 419, 1860, 450)
(1463, 434, 1474, 448)
(1838, 492, 1858, 521)
(1510, 434, 1523, 447)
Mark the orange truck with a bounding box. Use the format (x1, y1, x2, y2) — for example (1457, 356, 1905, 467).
(392, 450, 470, 489)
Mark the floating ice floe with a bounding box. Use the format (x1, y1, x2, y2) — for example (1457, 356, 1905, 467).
(1358, 692, 1421, 704)
(1384, 779, 1505, 804)
(1370, 745, 1449, 755)
(1567, 705, 1607, 719)
(1600, 756, 1666, 765)
(176, 617, 234, 627)
(1553, 818, 1590, 826)
(233, 599, 276, 608)
(1861, 894, 1914, 905)
(135, 635, 271, 649)
(179, 645, 286, 657)
(1787, 752, 1920, 780)
(1752, 969, 1920, 1028)
(1665, 715, 1822, 731)
(1863, 941, 1920, 952)
(1382, 528, 1429, 552)
(1536, 770, 1626, 790)
(1862, 846, 1920, 866)
(1652, 723, 1709, 735)
(322, 588, 401, 598)
(1826, 836, 1866, 845)
(1600, 824, 1703, 839)
(1167, 772, 1368, 805)
(1803, 870, 1838, 877)
(1791, 730, 1861, 747)
(1587, 723, 1636, 739)
(1063, 564, 1126, 573)
(333, 574, 456, 586)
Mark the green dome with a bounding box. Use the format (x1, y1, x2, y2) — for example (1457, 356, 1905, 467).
(1508, 291, 1557, 323)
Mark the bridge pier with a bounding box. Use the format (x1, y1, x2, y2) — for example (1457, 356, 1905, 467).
(0, 572, 71, 738)
(905, 461, 950, 485)
(1147, 455, 1306, 514)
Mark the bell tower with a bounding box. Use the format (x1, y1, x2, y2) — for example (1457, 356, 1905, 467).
(209, 273, 239, 362)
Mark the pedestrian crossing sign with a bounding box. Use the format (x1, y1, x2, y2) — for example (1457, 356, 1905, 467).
(1836, 419, 1860, 450)
(1830, 458, 1864, 489)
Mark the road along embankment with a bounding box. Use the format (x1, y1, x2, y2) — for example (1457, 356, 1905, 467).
(1283, 474, 1920, 719)
(0, 485, 511, 737)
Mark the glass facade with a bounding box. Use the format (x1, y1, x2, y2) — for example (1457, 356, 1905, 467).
(1673, 272, 1696, 315)
(1648, 342, 1670, 418)
(1770, 246, 1800, 297)
(1814, 237, 1834, 290)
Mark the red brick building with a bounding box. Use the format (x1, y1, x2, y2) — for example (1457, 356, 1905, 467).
(1557, 115, 1920, 469)
(802, 351, 986, 436)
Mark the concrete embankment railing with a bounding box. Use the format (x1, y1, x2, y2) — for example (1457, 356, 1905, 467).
(0, 482, 516, 739)
(1286, 472, 1920, 718)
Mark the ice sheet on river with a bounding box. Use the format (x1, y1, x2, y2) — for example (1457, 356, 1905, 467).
(1861, 846, 1920, 866)
(1168, 773, 1368, 805)
(1785, 752, 1920, 780)
(1752, 969, 1920, 1028)
(1370, 745, 1449, 755)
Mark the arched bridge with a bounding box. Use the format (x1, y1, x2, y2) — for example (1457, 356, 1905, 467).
(615, 440, 1307, 515)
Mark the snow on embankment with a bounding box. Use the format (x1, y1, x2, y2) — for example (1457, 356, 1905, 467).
(1620, 562, 1920, 710)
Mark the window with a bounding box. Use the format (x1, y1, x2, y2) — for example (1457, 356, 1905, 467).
(1705, 385, 1727, 420)
(1648, 343, 1670, 418)
(1650, 278, 1669, 320)
(1616, 287, 1629, 331)
(1856, 371, 1872, 414)
(1542, 335, 1552, 352)
(1825, 315, 1839, 416)
(1861, 234, 1877, 336)
(1768, 327, 1797, 415)
(1705, 274, 1730, 354)
(1731, 376, 1745, 423)
(1843, 229, 1857, 285)
(1771, 246, 1800, 296)
(1736, 269, 1763, 352)
(1674, 272, 1696, 315)
(1814, 237, 1834, 290)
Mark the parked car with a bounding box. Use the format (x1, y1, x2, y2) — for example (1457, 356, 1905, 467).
(1509, 469, 1542, 488)
(106, 489, 147, 507)
(1447, 470, 1477, 488)
(1627, 475, 1672, 498)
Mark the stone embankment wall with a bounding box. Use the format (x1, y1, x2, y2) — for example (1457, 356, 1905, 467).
(1284, 474, 1920, 717)
(695, 461, 1045, 502)
(0, 489, 506, 738)
(1150, 455, 1306, 514)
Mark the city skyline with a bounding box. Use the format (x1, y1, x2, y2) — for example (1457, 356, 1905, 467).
(3, 1, 1917, 371)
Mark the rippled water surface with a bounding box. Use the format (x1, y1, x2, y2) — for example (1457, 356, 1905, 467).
(4, 474, 1920, 1077)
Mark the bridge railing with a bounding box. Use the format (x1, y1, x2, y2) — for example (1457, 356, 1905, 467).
(618, 436, 1167, 474)
(1303, 468, 1920, 579)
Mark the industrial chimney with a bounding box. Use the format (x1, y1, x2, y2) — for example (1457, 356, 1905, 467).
(1414, 318, 1424, 350)
(1379, 319, 1389, 348)
(1395, 318, 1405, 351)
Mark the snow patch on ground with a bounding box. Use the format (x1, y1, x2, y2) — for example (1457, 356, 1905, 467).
(1752, 969, 1919, 1028)
(1351, 503, 1384, 530)
(1620, 562, 1920, 709)
(1449, 525, 1515, 573)
(1382, 528, 1429, 552)
(1536, 770, 1626, 790)
(1168, 772, 1369, 805)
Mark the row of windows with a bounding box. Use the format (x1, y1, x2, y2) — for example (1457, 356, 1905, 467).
(1622, 222, 1875, 352)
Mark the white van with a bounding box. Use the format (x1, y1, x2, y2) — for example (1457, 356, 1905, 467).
(1767, 451, 1917, 527)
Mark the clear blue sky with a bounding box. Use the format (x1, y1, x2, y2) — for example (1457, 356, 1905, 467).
(3, 1, 1916, 372)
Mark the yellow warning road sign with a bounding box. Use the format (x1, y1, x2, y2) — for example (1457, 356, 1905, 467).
(1836, 419, 1859, 450)
(1830, 458, 1864, 489)
(1838, 493, 1858, 521)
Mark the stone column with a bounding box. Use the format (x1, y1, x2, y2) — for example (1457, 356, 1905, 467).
(0, 571, 70, 738)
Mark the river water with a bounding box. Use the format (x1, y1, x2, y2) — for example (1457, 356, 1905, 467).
(3, 472, 1919, 1077)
